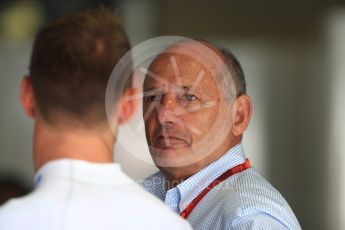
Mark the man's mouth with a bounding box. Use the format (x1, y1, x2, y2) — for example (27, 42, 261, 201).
(154, 135, 189, 149)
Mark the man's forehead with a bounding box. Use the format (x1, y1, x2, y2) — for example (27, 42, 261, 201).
(144, 58, 209, 87)
(150, 52, 202, 69)
(143, 41, 227, 93)
(149, 40, 224, 71)
(143, 71, 198, 90)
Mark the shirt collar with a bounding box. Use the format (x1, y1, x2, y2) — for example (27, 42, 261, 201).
(34, 159, 127, 187)
(173, 143, 246, 212)
(142, 171, 167, 201)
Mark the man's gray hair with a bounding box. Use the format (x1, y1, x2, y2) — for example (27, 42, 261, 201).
(219, 47, 247, 98)
(194, 39, 247, 100)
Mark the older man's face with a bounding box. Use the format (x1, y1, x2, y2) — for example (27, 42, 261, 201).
(143, 52, 233, 167)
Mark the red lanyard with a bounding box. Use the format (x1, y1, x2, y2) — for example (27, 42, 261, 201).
(180, 159, 251, 219)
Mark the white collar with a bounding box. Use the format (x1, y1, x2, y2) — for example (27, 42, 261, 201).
(34, 159, 131, 187)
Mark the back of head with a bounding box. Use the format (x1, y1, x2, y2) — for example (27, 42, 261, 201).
(29, 7, 131, 127)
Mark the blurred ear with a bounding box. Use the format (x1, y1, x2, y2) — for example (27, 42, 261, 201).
(231, 95, 252, 136)
(117, 87, 139, 125)
(20, 76, 36, 118)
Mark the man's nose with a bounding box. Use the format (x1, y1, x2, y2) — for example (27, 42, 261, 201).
(157, 94, 181, 125)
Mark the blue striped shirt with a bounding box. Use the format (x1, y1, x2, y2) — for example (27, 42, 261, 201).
(142, 144, 301, 229)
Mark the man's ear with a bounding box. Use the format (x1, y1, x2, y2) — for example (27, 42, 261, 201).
(117, 87, 139, 125)
(231, 95, 252, 136)
(20, 76, 36, 118)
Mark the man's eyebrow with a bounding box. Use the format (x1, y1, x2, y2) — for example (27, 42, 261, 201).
(144, 87, 164, 92)
(142, 87, 165, 98)
(181, 86, 192, 91)
(145, 85, 191, 90)
(143, 86, 194, 96)
(177, 86, 196, 93)
(125, 87, 164, 101)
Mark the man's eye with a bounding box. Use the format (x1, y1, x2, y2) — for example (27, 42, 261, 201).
(181, 94, 198, 101)
(146, 95, 160, 102)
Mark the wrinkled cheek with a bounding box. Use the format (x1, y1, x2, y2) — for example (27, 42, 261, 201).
(183, 115, 213, 140)
(200, 111, 219, 130)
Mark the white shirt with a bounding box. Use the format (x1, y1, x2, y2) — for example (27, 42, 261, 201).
(0, 159, 192, 230)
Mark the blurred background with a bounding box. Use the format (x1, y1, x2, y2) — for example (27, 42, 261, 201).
(0, 0, 344, 229)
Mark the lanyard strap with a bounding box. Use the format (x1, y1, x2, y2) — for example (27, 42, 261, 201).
(180, 159, 251, 219)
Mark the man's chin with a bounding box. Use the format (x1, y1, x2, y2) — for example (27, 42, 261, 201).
(151, 148, 197, 167)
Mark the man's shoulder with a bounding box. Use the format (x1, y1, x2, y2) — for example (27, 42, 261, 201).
(106, 181, 192, 229)
(213, 167, 301, 229)
(0, 175, 192, 230)
(0, 192, 57, 229)
(0, 200, 18, 229)
(128, 193, 192, 229)
(224, 167, 288, 207)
